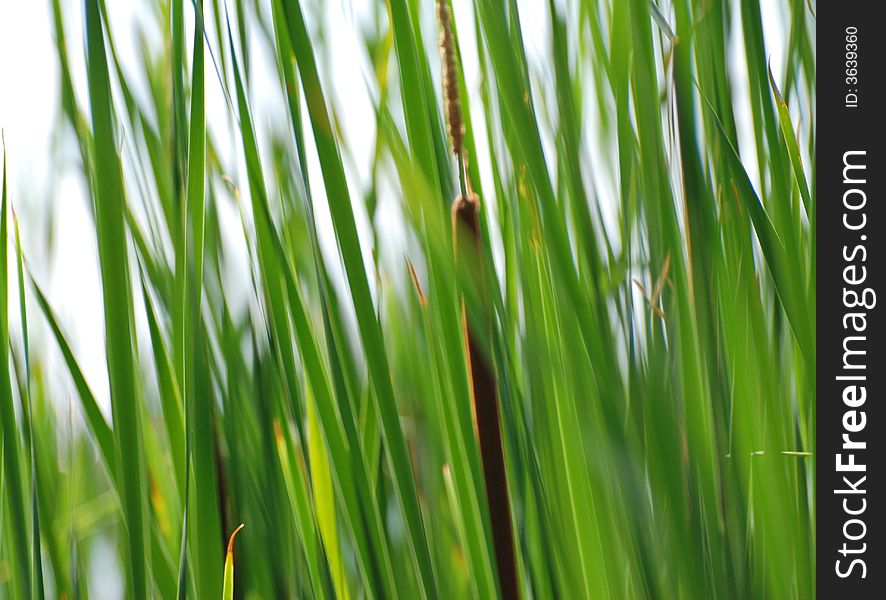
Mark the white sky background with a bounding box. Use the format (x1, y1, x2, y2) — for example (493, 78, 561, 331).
(0, 0, 791, 411)
(1, 0, 794, 594)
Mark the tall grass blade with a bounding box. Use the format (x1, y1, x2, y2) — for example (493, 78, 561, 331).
(1, 137, 32, 599)
(84, 0, 150, 595)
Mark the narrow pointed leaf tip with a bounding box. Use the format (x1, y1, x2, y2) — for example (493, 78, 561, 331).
(223, 524, 245, 600)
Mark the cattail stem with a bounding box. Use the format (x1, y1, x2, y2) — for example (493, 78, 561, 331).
(452, 194, 519, 599)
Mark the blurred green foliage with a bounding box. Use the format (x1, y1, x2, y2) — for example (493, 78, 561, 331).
(0, 0, 815, 597)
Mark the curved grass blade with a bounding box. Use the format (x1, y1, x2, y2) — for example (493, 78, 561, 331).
(29, 277, 116, 474)
(222, 524, 245, 600)
(699, 86, 814, 367)
(768, 64, 812, 218)
(647, 0, 675, 40)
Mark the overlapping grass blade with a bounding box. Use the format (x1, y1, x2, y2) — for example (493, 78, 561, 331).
(274, 3, 438, 597)
(84, 0, 150, 594)
(13, 212, 45, 599)
(1, 136, 33, 599)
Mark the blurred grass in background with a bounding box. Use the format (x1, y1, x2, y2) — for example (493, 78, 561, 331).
(1, 0, 815, 597)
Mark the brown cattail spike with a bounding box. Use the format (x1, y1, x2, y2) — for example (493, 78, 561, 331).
(452, 193, 520, 599)
(451, 193, 481, 243)
(437, 0, 464, 157)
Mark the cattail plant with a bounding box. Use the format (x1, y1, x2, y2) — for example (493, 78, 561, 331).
(438, 2, 519, 597)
